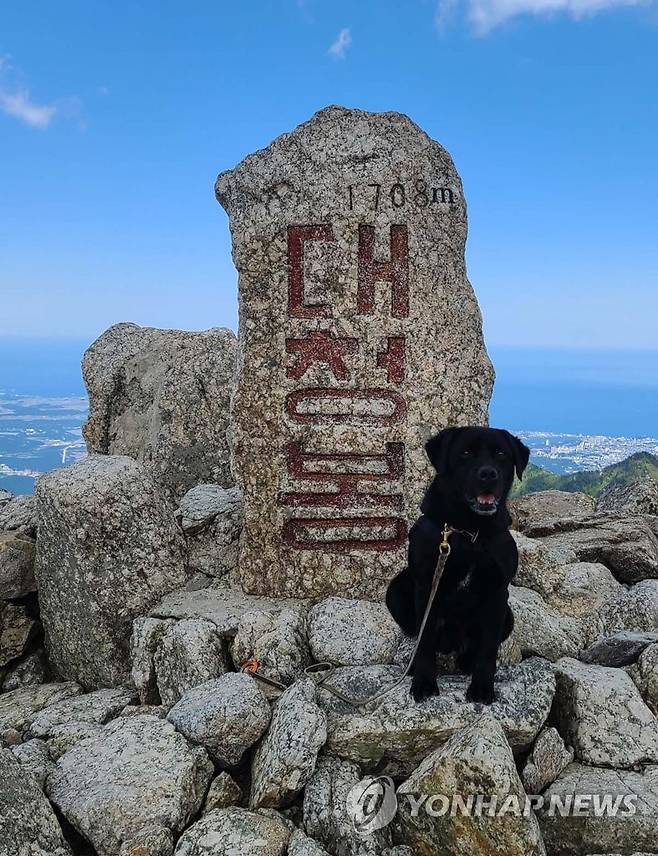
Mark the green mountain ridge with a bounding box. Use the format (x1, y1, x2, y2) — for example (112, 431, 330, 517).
(512, 452, 658, 498)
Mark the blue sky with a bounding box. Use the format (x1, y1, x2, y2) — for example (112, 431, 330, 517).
(1, 0, 657, 348)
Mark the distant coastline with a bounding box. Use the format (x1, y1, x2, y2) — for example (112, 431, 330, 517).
(1, 339, 657, 494)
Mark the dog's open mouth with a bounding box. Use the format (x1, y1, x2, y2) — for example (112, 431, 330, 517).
(468, 492, 499, 515)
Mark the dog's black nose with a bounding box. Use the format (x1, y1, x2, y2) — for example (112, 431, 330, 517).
(477, 465, 498, 483)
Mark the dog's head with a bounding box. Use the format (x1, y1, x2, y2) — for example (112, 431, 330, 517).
(425, 426, 530, 517)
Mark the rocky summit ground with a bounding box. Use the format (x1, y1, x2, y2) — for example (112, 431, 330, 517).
(2, 429, 658, 855)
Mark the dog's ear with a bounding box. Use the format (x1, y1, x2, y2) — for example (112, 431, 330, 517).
(425, 427, 462, 475)
(502, 431, 530, 480)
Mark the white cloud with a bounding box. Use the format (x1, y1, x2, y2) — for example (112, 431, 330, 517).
(328, 27, 352, 59)
(437, 0, 651, 32)
(0, 55, 66, 129)
(0, 88, 56, 128)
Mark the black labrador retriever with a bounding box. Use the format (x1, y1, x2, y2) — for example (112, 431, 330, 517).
(386, 426, 530, 705)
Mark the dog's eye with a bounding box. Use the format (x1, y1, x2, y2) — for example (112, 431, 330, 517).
(495, 451, 507, 459)
(461, 450, 472, 459)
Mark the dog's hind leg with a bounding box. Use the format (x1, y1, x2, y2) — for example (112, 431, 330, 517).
(500, 605, 514, 642)
(385, 568, 417, 637)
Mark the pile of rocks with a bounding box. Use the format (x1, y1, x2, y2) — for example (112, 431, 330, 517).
(3, 459, 658, 854)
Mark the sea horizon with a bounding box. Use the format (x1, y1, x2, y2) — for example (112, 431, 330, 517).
(1, 337, 657, 494)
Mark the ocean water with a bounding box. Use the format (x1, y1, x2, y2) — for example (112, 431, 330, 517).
(489, 346, 658, 437)
(0, 339, 88, 495)
(0, 339, 656, 493)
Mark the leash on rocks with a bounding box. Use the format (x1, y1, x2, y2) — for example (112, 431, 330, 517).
(241, 523, 475, 711)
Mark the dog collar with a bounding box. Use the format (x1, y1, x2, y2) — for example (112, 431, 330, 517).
(443, 523, 479, 544)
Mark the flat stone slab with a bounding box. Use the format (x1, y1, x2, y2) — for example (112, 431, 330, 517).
(579, 630, 658, 667)
(317, 656, 555, 775)
(26, 688, 137, 738)
(150, 581, 309, 637)
(532, 514, 658, 583)
(0, 682, 83, 732)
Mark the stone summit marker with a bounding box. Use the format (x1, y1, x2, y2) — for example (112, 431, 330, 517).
(216, 106, 493, 598)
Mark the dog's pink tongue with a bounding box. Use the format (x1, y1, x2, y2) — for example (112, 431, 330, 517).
(477, 493, 496, 504)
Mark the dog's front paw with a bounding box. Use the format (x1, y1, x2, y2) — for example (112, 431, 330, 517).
(466, 680, 495, 705)
(411, 673, 438, 703)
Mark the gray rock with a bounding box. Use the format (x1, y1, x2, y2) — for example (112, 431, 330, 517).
(521, 727, 574, 794)
(597, 478, 658, 515)
(303, 755, 392, 855)
(35, 455, 188, 689)
(288, 829, 332, 856)
(512, 531, 569, 599)
(0, 748, 72, 855)
(119, 825, 174, 856)
(535, 514, 658, 583)
(10, 738, 55, 789)
(203, 772, 242, 814)
(497, 632, 523, 666)
(175, 807, 290, 856)
(579, 631, 658, 667)
(594, 579, 658, 640)
(630, 643, 658, 714)
(2, 649, 48, 691)
(0, 531, 35, 598)
(0, 488, 12, 506)
(319, 657, 555, 776)
(47, 714, 213, 856)
(130, 616, 175, 704)
(0, 726, 21, 746)
(167, 672, 271, 765)
(176, 484, 243, 577)
(151, 579, 309, 638)
(82, 322, 237, 499)
(509, 586, 583, 661)
(547, 561, 622, 625)
(154, 618, 229, 707)
(510, 490, 595, 533)
(46, 721, 106, 760)
(0, 602, 38, 668)
(27, 687, 137, 738)
(0, 494, 37, 536)
(0, 681, 82, 731)
(119, 703, 168, 719)
(395, 717, 546, 855)
(230, 606, 311, 686)
(553, 657, 658, 767)
(250, 678, 327, 808)
(308, 597, 401, 666)
(217, 105, 494, 599)
(537, 763, 658, 856)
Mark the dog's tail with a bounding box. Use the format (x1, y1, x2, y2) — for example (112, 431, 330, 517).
(385, 568, 417, 637)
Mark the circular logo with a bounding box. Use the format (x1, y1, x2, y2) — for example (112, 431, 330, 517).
(346, 775, 398, 836)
